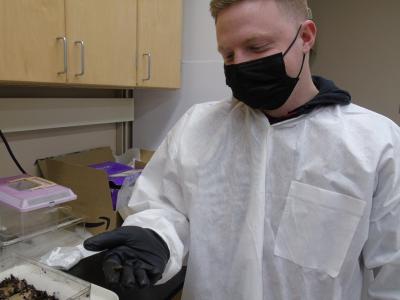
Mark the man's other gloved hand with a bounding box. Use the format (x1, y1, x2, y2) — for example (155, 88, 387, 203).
(83, 226, 170, 289)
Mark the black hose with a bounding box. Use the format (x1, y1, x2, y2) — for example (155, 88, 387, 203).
(0, 129, 27, 174)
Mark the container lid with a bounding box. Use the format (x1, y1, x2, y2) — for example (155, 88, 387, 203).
(0, 175, 77, 212)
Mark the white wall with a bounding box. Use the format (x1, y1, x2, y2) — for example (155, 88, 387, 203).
(0, 124, 117, 177)
(309, 0, 400, 124)
(132, 0, 231, 150)
(0, 89, 130, 177)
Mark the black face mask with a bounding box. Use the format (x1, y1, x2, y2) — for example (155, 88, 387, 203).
(224, 25, 306, 110)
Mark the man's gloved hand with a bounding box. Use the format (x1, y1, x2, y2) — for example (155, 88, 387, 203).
(83, 226, 170, 289)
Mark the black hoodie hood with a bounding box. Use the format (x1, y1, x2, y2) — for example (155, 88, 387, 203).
(267, 76, 351, 124)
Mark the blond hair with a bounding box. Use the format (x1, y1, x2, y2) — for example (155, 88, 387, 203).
(210, 0, 311, 21)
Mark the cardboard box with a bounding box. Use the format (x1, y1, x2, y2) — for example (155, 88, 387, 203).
(37, 147, 154, 235)
(37, 147, 118, 235)
(88, 161, 135, 210)
(135, 149, 154, 169)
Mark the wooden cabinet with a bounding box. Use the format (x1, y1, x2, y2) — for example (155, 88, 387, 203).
(137, 0, 182, 88)
(0, 0, 182, 88)
(0, 0, 66, 84)
(66, 0, 137, 87)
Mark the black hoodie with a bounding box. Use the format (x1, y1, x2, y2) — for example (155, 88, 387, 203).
(267, 76, 351, 124)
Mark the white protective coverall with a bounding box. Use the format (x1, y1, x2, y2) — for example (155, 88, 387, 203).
(123, 99, 400, 300)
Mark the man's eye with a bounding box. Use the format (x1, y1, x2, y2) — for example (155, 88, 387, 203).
(224, 54, 234, 63)
(249, 45, 267, 52)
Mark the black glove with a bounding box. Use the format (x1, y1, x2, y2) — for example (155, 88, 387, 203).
(83, 226, 170, 289)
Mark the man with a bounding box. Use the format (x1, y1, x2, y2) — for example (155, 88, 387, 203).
(84, 0, 400, 299)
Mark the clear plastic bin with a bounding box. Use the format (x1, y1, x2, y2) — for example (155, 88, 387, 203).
(0, 254, 91, 299)
(0, 204, 86, 259)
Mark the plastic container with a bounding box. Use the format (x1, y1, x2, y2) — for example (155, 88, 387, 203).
(0, 254, 91, 299)
(0, 204, 86, 260)
(0, 204, 84, 248)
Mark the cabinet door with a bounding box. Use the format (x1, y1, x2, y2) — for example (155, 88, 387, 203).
(0, 0, 66, 84)
(137, 0, 182, 88)
(66, 0, 137, 87)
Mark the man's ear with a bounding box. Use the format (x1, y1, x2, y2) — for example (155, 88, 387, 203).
(301, 20, 317, 53)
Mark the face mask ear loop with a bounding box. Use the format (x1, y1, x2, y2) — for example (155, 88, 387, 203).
(283, 25, 303, 57)
(296, 53, 306, 78)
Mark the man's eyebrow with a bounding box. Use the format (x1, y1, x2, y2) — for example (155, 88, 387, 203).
(218, 34, 272, 52)
(244, 34, 272, 45)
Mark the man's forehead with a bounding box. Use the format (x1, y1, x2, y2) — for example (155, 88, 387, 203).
(216, 1, 297, 53)
(218, 32, 274, 52)
(216, 2, 288, 34)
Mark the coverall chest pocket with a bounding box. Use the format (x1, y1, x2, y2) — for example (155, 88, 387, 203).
(274, 181, 366, 277)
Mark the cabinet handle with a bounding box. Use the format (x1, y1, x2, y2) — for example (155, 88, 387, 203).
(56, 37, 68, 75)
(75, 41, 85, 77)
(143, 52, 151, 81)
